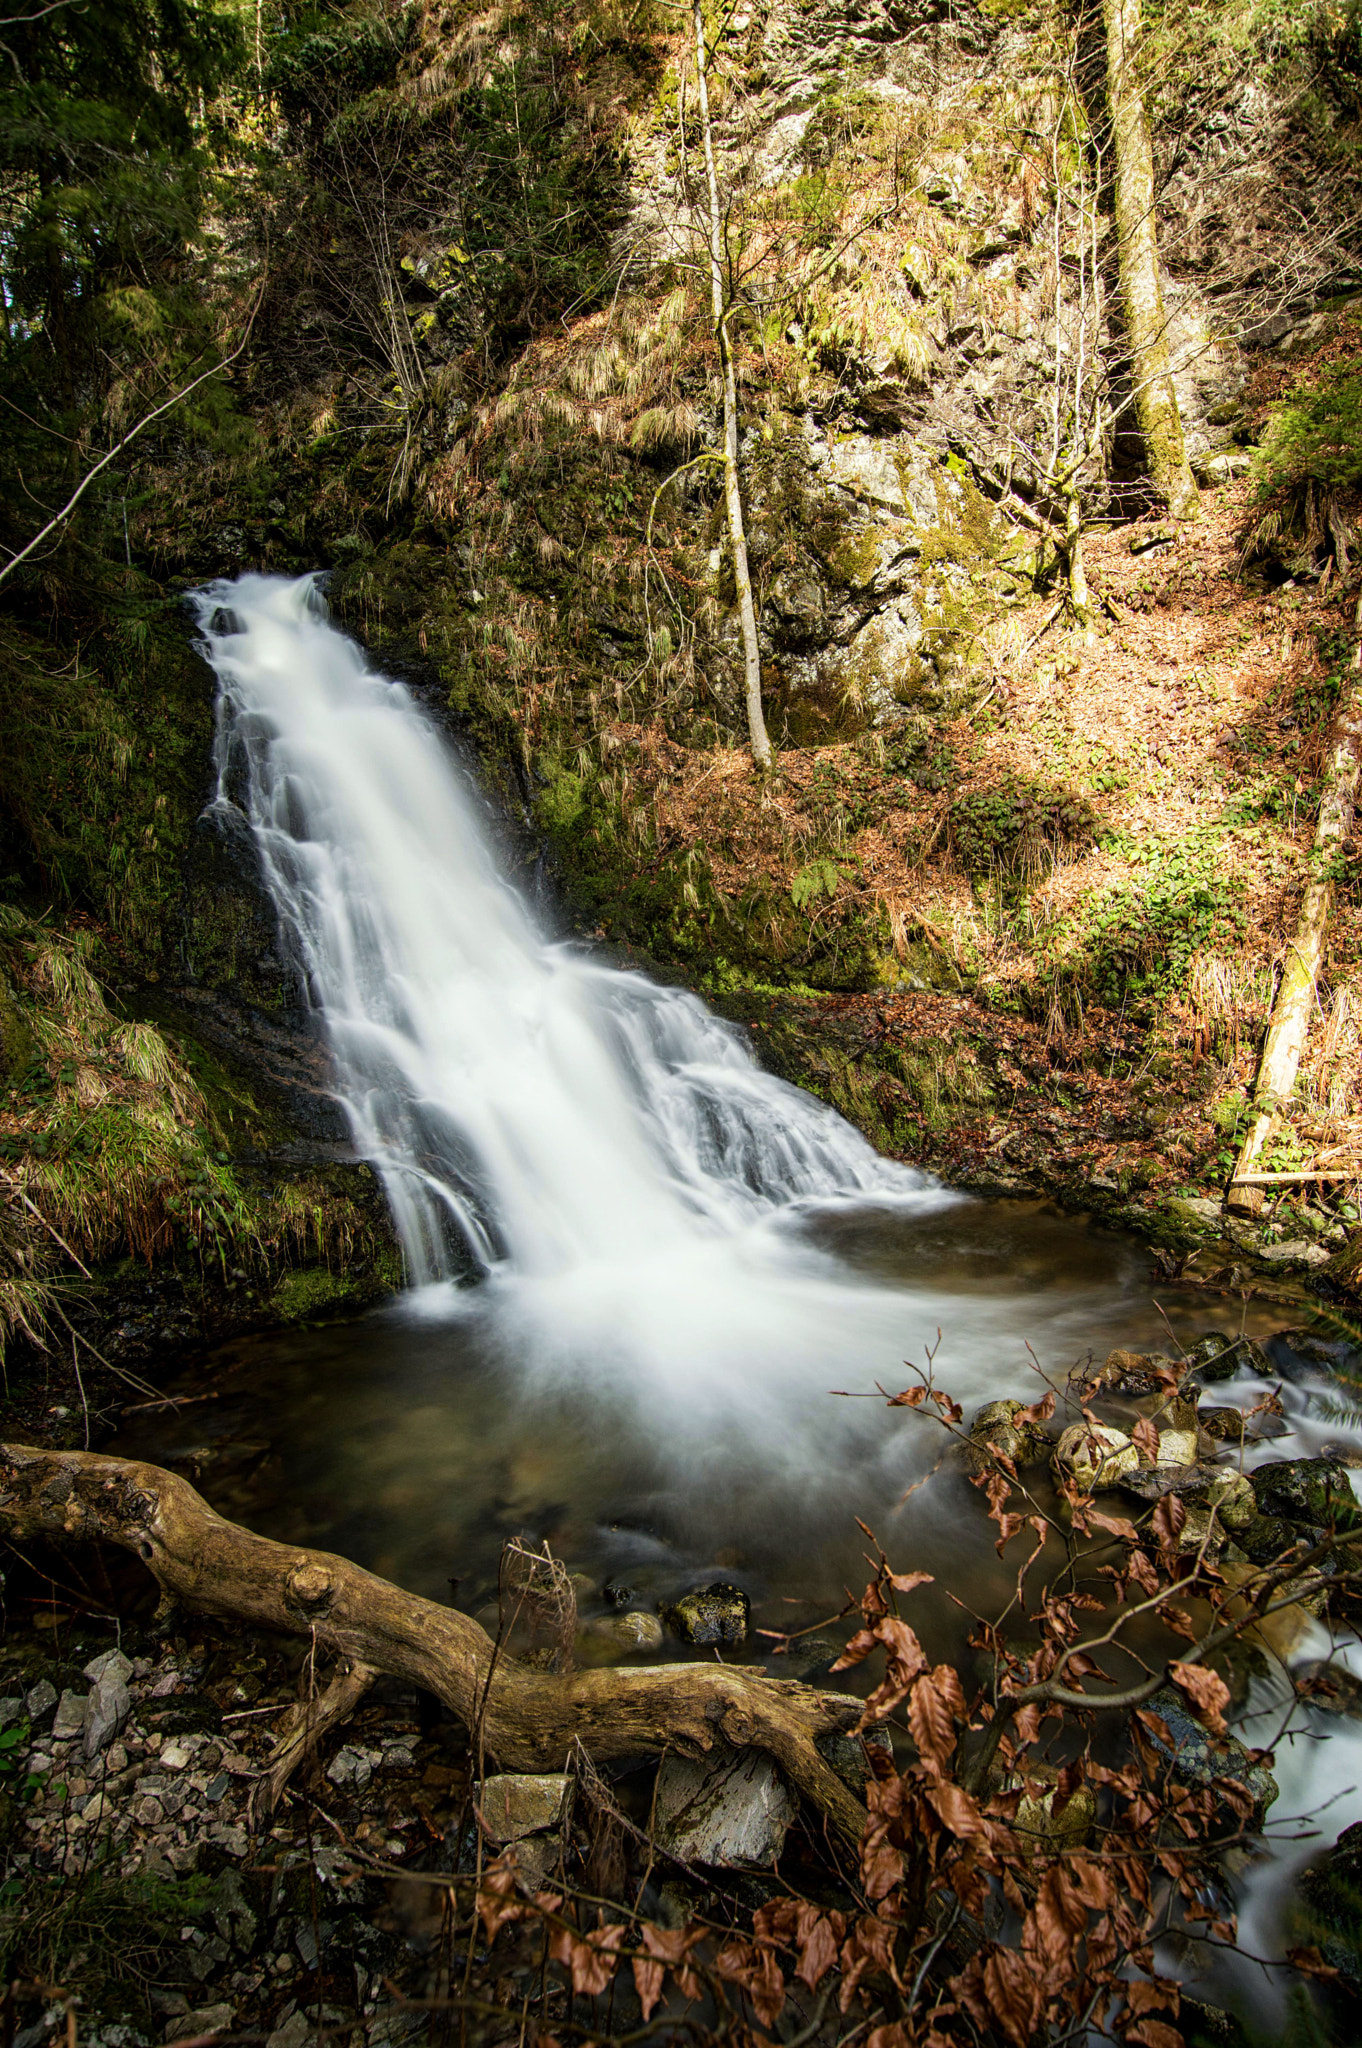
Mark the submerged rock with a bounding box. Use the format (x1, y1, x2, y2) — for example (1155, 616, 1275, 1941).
(1293, 1660, 1362, 1718)
(1053, 1423, 1138, 1492)
(600, 1611, 664, 1652)
(663, 1582, 750, 1647)
(654, 1748, 796, 1867)
(1093, 1349, 1181, 1398)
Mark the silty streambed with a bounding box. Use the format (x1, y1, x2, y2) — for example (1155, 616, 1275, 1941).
(126, 571, 1362, 1988)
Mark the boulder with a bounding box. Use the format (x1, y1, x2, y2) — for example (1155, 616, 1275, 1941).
(1251, 1458, 1362, 1532)
(1142, 1685, 1278, 1826)
(964, 1398, 1051, 1471)
(654, 1748, 796, 1867)
(478, 1772, 571, 1845)
(662, 1582, 750, 1647)
(1053, 1424, 1138, 1492)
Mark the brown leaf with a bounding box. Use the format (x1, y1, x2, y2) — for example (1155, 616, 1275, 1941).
(1151, 1495, 1187, 1551)
(889, 1569, 934, 1594)
(477, 1854, 526, 1942)
(909, 1665, 963, 1776)
(632, 1956, 665, 2023)
(925, 1778, 989, 1840)
(864, 2029, 910, 2048)
(831, 1626, 879, 1672)
(886, 1385, 929, 1406)
(982, 1947, 1045, 2048)
(549, 1922, 624, 1998)
(1131, 1415, 1161, 1465)
(1123, 2023, 1183, 2048)
(795, 1912, 842, 1992)
(1169, 1660, 1231, 1736)
(1018, 1390, 1056, 1425)
(1088, 1510, 1138, 1541)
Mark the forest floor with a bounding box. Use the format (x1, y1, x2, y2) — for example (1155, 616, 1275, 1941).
(597, 484, 1362, 1307)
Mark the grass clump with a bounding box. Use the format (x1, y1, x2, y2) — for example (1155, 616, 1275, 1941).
(949, 774, 1097, 884)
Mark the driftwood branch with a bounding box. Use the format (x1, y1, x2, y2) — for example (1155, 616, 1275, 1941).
(0, 1444, 868, 1841)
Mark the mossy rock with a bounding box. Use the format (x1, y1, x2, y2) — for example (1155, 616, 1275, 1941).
(1293, 1819, 1362, 1991)
(662, 1582, 750, 1647)
(1250, 1458, 1362, 1532)
(269, 1266, 377, 1323)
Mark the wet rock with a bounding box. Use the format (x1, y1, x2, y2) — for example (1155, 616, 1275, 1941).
(964, 1399, 1051, 1471)
(776, 1634, 839, 1682)
(1205, 1471, 1256, 1530)
(1266, 1327, 1362, 1383)
(601, 1611, 664, 1652)
(1251, 1458, 1362, 1531)
(1053, 1423, 1138, 1491)
(655, 1748, 796, 1867)
(1199, 1406, 1249, 1445)
(478, 1773, 571, 1844)
(1155, 1425, 1199, 1467)
(1238, 1512, 1301, 1564)
(0, 1696, 24, 1730)
(1184, 1332, 1270, 1383)
(1291, 1819, 1362, 1988)
(602, 1578, 641, 1611)
(1094, 1349, 1181, 1397)
(815, 1723, 891, 1795)
(1143, 1685, 1278, 1824)
(1293, 1660, 1362, 1718)
(266, 2015, 311, 2048)
(1178, 1994, 1253, 2047)
(662, 1582, 750, 1647)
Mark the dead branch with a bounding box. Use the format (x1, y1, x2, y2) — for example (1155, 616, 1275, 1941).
(0, 1443, 867, 1841)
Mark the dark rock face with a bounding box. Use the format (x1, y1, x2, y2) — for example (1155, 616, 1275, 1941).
(662, 1582, 751, 1647)
(181, 806, 299, 1021)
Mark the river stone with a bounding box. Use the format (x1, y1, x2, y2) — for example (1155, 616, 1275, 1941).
(1291, 1819, 1362, 1988)
(1183, 1332, 1267, 1383)
(478, 1772, 571, 1844)
(1238, 1512, 1302, 1564)
(654, 1748, 796, 1867)
(1293, 1660, 1362, 1717)
(1142, 1685, 1278, 1824)
(604, 1611, 664, 1652)
(662, 1582, 750, 1646)
(1205, 1471, 1256, 1530)
(1251, 1457, 1362, 1531)
(1095, 1349, 1180, 1397)
(1199, 1407, 1248, 1445)
(84, 1648, 133, 1688)
(965, 1399, 1050, 1471)
(1053, 1424, 1138, 1492)
(1155, 1427, 1199, 1468)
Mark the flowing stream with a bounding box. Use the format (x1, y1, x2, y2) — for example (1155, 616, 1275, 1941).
(159, 571, 1362, 1998)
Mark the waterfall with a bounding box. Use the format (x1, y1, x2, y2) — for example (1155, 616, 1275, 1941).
(191, 572, 936, 1288)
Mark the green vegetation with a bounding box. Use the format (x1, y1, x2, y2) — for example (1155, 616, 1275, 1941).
(948, 775, 1097, 884)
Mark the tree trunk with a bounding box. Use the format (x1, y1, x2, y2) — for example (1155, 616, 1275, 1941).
(1102, 0, 1198, 523)
(1229, 611, 1362, 1215)
(694, 0, 772, 774)
(0, 1443, 867, 1841)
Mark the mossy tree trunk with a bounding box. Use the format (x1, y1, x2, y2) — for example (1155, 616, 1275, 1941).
(1102, 0, 1199, 522)
(693, 0, 772, 774)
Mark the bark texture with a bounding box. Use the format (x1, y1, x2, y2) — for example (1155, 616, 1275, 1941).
(694, 0, 772, 773)
(1102, 0, 1199, 522)
(0, 1443, 867, 1840)
(1230, 618, 1362, 1214)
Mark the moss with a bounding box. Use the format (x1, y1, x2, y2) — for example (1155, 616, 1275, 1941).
(269, 1265, 375, 1323)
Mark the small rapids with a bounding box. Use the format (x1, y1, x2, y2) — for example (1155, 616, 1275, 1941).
(186, 572, 1362, 1997)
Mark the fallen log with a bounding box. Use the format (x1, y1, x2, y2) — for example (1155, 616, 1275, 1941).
(0, 1443, 868, 1842)
(1229, 602, 1362, 1217)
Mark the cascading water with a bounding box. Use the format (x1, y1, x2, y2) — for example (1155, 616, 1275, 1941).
(192, 572, 930, 1288)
